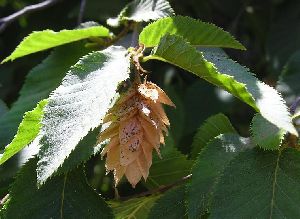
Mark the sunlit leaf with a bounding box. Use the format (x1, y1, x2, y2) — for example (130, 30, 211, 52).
(107, 0, 174, 26)
(140, 16, 245, 49)
(145, 35, 297, 136)
(0, 100, 47, 165)
(0, 42, 91, 149)
(36, 46, 130, 185)
(2, 26, 110, 63)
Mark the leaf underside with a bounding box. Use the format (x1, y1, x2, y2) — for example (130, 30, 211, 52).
(0, 42, 91, 149)
(139, 16, 245, 49)
(2, 26, 110, 63)
(251, 113, 286, 150)
(107, 0, 174, 26)
(36, 46, 130, 185)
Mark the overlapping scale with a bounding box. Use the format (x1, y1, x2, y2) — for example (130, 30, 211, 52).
(98, 81, 175, 187)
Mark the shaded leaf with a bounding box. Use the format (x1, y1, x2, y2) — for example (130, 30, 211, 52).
(148, 185, 186, 219)
(183, 79, 233, 138)
(107, 0, 174, 27)
(266, 1, 300, 71)
(0, 100, 47, 165)
(146, 35, 297, 136)
(3, 159, 113, 219)
(277, 50, 300, 105)
(110, 195, 160, 219)
(191, 113, 236, 159)
(146, 136, 193, 189)
(2, 26, 109, 63)
(0, 42, 91, 149)
(139, 16, 245, 49)
(210, 148, 300, 218)
(0, 100, 8, 118)
(36, 46, 130, 185)
(188, 134, 253, 218)
(251, 114, 286, 150)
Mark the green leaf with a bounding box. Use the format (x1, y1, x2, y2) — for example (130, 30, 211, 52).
(2, 26, 110, 63)
(187, 134, 253, 218)
(148, 185, 187, 219)
(139, 16, 245, 49)
(266, 1, 300, 71)
(0, 100, 47, 165)
(277, 50, 300, 104)
(191, 113, 236, 159)
(183, 80, 233, 138)
(107, 0, 174, 26)
(210, 148, 300, 218)
(56, 127, 101, 175)
(3, 159, 113, 218)
(36, 46, 130, 185)
(251, 114, 286, 150)
(163, 84, 185, 146)
(110, 195, 160, 219)
(146, 136, 193, 189)
(0, 99, 8, 118)
(0, 42, 91, 149)
(145, 35, 297, 136)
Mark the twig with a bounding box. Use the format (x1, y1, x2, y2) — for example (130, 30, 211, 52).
(290, 96, 300, 115)
(131, 23, 141, 47)
(77, 0, 87, 25)
(119, 174, 192, 201)
(0, 194, 9, 207)
(0, 0, 62, 33)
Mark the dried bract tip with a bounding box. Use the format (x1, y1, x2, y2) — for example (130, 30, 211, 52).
(98, 81, 175, 187)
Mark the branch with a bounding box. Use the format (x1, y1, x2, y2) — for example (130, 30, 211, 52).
(77, 0, 87, 25)
(119, 174, 192, 201)
(0, 0, 62, 33)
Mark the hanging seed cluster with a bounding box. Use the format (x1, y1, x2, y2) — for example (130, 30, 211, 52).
(98, 81, 175, 187)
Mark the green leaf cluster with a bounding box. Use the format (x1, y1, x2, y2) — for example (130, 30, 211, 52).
(1, 1, 300, 218)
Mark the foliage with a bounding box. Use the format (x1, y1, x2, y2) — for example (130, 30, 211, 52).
(139, 16, 245, 49)
(0, 0, 299, 218)
(2, 26, 110, 63)
(0, 100, 47, 165)
(2, 158, 113, 218)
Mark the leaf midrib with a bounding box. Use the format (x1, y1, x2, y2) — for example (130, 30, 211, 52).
(270, 150, 282, 219)
(60, 174, 67, 219)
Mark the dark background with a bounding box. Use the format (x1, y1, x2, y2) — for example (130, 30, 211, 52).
(0, 0, 299, 197)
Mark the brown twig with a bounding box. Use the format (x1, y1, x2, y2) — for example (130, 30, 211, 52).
(119, 174, 192, 201)
(0, 0, 62, 33)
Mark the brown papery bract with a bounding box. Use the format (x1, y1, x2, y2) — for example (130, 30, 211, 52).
(98, 80, 175, 188)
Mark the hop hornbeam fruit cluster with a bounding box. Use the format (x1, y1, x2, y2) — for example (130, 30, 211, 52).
(98, 80, 175, 187)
